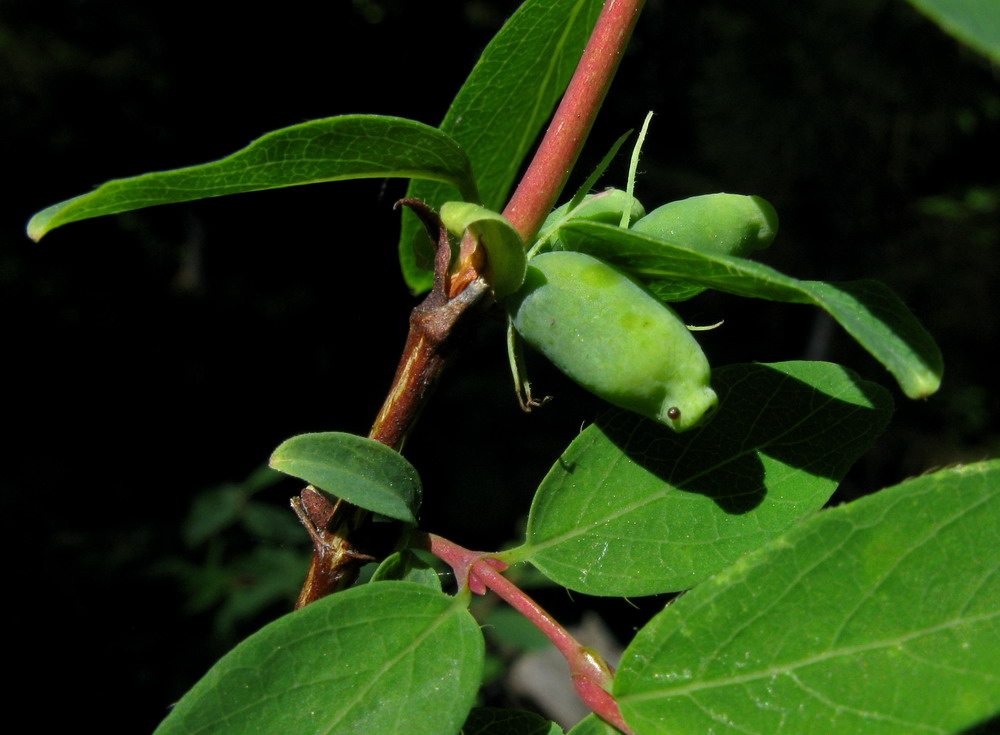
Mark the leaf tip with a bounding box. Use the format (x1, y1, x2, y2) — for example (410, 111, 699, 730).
(26, 213, 49, 242)
(904, 370, 943, 400)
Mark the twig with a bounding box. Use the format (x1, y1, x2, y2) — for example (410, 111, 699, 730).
(424, 533, 634, 734)
(293, 0, 647, 611)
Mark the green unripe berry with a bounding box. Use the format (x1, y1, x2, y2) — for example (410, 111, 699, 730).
(539, 189, 645, 252)
(508, 251, 717, 432)
(631, 193, 778, 258)
(562, 188, 646, 228)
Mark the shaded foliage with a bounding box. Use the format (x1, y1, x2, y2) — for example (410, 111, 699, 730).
(5, 1, 999, 733)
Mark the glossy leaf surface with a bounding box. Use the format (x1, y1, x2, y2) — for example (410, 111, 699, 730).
(615, 461, 1000, 735)
(398, 0, 605, 292)
(269, 432, 421, 523)
(516, 362, 892, 596)
(154, 582, 483, 735)
(559, 221, 942, 399)
(29, 115, 477, 240)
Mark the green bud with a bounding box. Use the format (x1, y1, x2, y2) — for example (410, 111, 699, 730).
(508, 251, 717, 432)
(631, 193, 778, 258)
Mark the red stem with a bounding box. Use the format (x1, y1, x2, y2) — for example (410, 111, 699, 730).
(295, 0, 647, 628)
(502, 0, 647, 242)
(425, 534, 634, 734)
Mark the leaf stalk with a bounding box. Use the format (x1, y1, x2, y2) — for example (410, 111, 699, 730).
(424, 533, 634, 734)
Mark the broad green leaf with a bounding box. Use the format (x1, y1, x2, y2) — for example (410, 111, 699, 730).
(513, 362, 892, 596)
(269, 432, 421, 524)
(559, 221, 942, 399)
(905, 0, 1000, 64)
(440, 201, 527, 297)
(28, 115, 477, 241)
(615, 461, 1000, 735)
(153, 582, 483, 735)
(371, 549, 442, 590)
(462, 708, 563, 735)
(398, 0, 605, 292)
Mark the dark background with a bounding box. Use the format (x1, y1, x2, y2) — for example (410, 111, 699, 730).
(3, 1, 998, 732)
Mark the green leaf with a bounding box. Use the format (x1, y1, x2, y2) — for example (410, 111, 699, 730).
(397, 0, 605, 292)
(566, 715, 619, 735)
(28, 115, 477, 241)
(269, 432, 421, 524)
(371, 549, 442, 590)
(514, 362, 892, 596)
(536, 188, 646, 256)
(153, 582, 484, 735)
(462, 708, 563, 735)
(615, 461, 1000, 735)
(904, 0, 1000, 64)
(559, 221, 943, 399)
(440, 201, 527, 297)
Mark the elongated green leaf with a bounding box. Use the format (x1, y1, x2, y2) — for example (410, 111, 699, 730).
(154, 582, 483, 735)
(462, 708, 562, 735)
(398, 0, 605, 292)
(615, 461, 1000, 735)
(905, 0, 1000, 63)
(269, 432, 421, 523)
(513, 362, 892, 596)
(559, 221, 942, 399)
(440, 201, 527, 297)
(28, 115, 477, 241)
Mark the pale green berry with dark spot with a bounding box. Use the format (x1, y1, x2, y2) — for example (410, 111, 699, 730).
(508, 251, 717, 432)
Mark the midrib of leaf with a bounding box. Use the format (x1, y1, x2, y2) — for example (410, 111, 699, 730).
(620, 486, 1000, 702)
(180, 594, 471, 735)
(622, 608, 1000, 705)
(471, 0, 591, 195)
(823, 485, 998, 647)
(688, 487, 999, 688)
(517, 374, 860, 559)
(320, 595, 471, 734)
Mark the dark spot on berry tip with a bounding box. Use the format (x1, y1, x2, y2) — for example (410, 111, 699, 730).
(667, 407, 681, 420)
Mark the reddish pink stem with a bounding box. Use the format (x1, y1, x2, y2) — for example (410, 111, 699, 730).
(502, 0, 647, 242)
(425, 534, 634, 734)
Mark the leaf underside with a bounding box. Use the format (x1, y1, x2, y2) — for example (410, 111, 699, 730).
(559, 221, 943, 399)
(29, 115, 477, 241)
